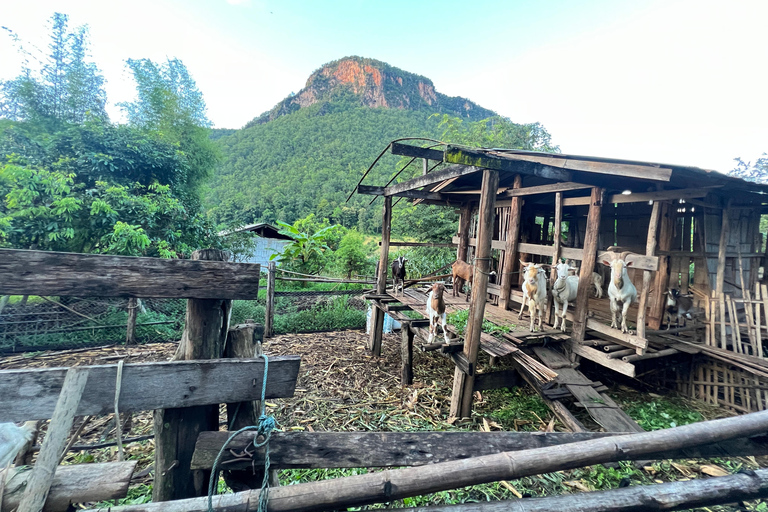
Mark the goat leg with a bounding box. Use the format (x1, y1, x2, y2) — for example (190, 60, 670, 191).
(552, 301, 560, 330)
(560, 301, 569, 332)
(518, 296, 526, 320)
(621, 300, 632, 334)
(441, 314, 450, 344)
(610, 298, 620, 330)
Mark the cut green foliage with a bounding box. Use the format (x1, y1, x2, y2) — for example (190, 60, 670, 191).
(621, 396, 703, 431)
(446, 309, 512, 337)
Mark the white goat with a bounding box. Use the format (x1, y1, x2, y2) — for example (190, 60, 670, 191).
(551, 262, 579, 332)
(566, 259, 604, 298)
(601, 251, 637, 334)
(426, 283, 450, 343)
(518, 260, 547, 332)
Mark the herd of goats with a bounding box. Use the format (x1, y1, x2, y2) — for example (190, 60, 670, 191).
(387, 252, 697, 344)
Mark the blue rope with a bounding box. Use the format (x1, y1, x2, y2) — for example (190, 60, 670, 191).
(208, 354, 276, 512)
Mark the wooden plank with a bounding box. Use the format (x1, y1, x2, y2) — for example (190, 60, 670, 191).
(358, 185, 443, 201)
(370, 196, 392, 357)
(1, 461, 136, 512)
(534, 347, 642, 432)
(0, 358, 300, 422)
(486, 150, 673, 182)
(572, 188, 603, 342)
(636, 198, 662, 339)
(0, 248, 261, 299)
(385, 165, 484, 196)
(451, 169, 499, 418)
(191, 430, 768, 471)
(473, 370, 520, 392)
(18, 368, 89, 512)
(401, 323, 414, 385)
(390, 142, 444, 161)
(503, 182, 592, 197)
(563, 187, 716, 206)
(569, 342, 637, 378)
(444, 147, 572, 181)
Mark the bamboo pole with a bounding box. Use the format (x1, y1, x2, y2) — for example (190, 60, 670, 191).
(384, 469, 768, 511)
(90, 409, 768, 512)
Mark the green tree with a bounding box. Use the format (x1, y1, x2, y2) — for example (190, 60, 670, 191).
(332, 230, 372, 277)
(0, 13, 107, 127)
(270, 216, 340, 274)
(435, 114, 559, 152)
(730, 153, 768, 184)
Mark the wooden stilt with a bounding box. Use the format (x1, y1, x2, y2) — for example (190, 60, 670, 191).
(369, 196, 392, 357)
(636, 199, 662, 339)
(499, 175, 522, 310)
(648, 202, 675, 329)
(572, 187, 603, 343)
(716, 202, 732, 349)
(545, 192, 563, 324)
(457, 203, 473, 263)
(401, 322, 414, 386)
(450, 170, 499, 419)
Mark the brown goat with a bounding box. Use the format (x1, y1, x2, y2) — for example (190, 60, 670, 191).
(451, 260, 474, 302)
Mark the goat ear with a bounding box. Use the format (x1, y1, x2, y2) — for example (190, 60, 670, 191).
(626, 260, 634, 267)
(601, 259, 611, 266)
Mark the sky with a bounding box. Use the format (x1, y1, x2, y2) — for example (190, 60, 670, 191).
(2, 0, 767, 173)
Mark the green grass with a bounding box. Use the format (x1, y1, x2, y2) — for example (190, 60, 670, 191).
(446, 309, 513, 337)
(620, 397, 703, 431)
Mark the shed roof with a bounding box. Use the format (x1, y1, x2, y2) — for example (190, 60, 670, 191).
(219, 223, 293, 240)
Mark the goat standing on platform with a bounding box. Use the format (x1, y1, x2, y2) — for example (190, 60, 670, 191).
(665, 288, 695, 330)
(552, 262, 579, 332)
(602, 251, 637, 334)
(566, 259, 604, 298)
(451, 260, 474, 302)
(426, 283, 450, 343)
(519, 261, 547, 332)
(391, 256, 408, 296)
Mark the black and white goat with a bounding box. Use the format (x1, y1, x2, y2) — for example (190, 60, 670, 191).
(601, 251, 637, 334)
(552, 262, 579, 332)
(665, 288, 695, 330)
(391, 256, 408, 296)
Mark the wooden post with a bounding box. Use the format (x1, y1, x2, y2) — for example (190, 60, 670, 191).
(648, 201, 675, 329)
(154, 249, 233, 502)
(265, 261, 276, 338)
(17, 368, 89, 512)
(499, 175, 523, 310)
(715, 200, 732, 347)
(369, 197, 392, 357)
(126, 297, 138, 344)
(571, 187, 604, 343)
(457, 203, 473, 263)
(636, 199, 662, 339)
(545, 192, 563, 323)
(451, 169, 499, 418)
(223, 323, 270, 491)
(400, 322, 414, 386)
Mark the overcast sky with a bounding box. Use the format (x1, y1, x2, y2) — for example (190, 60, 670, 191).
(2, 0, 766, 172)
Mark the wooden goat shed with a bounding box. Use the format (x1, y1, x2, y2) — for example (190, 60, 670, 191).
(359, 142, 768, 418)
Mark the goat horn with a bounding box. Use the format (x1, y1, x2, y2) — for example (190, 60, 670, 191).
(619, 251, 631, 261)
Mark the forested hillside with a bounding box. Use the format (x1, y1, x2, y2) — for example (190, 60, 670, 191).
(204, 56, 558, 232)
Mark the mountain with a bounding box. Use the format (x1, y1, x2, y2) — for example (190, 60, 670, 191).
(203, 57, 498, 231)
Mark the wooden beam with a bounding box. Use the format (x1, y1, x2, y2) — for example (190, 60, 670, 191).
(0, 249, 261, 299)
(370, 196, 392, 357)
(385, 165, 484, 196)
(457, 203, 473, 263)
(358, 185, 443, 201)
(401, 322, 414, 385)
(636, 197, 662, 339)
(504, 182, 592, 197)
(1, 462, 136, 512)
(451, 169, 499, 418)
(390, 142, 444, 161)
(499, 175, 523, 310)
(18, 368, 89, 512)
(488, 150, 673, 182)
(571, 187, 603, 343)
(569, 342, 636, 378)
(648, 202, 676, 329)
(563, 187, 716, 206)
(191, 430, 768, 471)
(546, 192, 563, 323)
(0, 357, 300, 422)
(444, 147, 572, 181)
(101, 409, 768, 512)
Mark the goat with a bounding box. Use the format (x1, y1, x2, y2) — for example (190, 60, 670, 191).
(665, 288, 695, 330)
(391, 256, 408, 296)
(551, 262, 579, 332)
(451, 260, 474, 302)
(518, 260, 547, 332)
(601, 251, 637, 334)
(566, 259, 604, 298)
(426, 283, 450, 343)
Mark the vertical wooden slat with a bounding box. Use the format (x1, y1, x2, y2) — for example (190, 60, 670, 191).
(572, 187, 604, 343)
(727, 296, 741, 354)
(545, 192, 563, 323)
(451, 169, 499, 419)
(755, 283, 764, 358)
(716, 203, 731, 347)
(649, 202, 675, 329)
(457, 203, 472, 263)
(400, 322, 414, 386)
(499, 175, 523, 310)
(264, 261, 276, 338)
